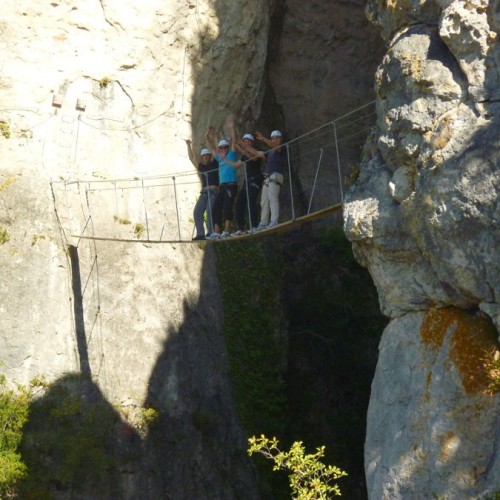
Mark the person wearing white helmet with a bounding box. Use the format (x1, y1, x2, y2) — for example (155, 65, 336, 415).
(231, 133, 264, 235)
(244, 129, 287, 230)
(185, 139, 219, 240)
(204, 123, 240, 238)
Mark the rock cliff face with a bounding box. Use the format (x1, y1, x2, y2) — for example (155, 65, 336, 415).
(344, 0, 500, 497)
(0, 1, 274, 496)
(0, 0, 380, 497)
(3, 0, 498, 497)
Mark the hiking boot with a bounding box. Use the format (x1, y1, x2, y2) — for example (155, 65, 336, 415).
(220, 231, 230, 238)
(255, 223, 267, 231)
(267, 221, 278, 228)
(206, 232, 221, 240)
(192, 235, 206, 241)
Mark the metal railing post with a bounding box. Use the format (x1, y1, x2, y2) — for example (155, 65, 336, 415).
(141, 179, 150, 240)
(333, 122, 344, 203)
(286, 144, 295, 220)
(172, 176, 181, 240)
(244, 162, 252, 230)
(308, 147, 323, 214)
(205, 171, 215, 235)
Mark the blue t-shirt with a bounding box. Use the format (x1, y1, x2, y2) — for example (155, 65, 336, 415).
(216, 149, 239, 184)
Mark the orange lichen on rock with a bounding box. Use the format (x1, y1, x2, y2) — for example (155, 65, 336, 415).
(450, 309, 499, 394)
(421, 307, 500, 394)
(420, 307, 455, 350)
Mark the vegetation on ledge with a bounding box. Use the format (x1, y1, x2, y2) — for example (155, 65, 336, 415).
(215, 225, 387, 499)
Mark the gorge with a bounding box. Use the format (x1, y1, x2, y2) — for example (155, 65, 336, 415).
(1, 0, 499, 498)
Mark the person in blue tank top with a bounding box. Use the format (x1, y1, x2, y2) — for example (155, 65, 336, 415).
(204, 123, 240, 238)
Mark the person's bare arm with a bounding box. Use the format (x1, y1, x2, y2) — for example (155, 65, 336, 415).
(184, 139, 197, 168)
(221, 155, 244, 169)
(240, 140, 264, 159)
(224, 115, 238, 152)
(255, 131, 273, 149)
(204, 127, 218, 157)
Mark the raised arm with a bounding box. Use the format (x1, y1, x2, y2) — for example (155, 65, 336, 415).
(204, 127, 218, 157)
(184, 139, 197, 168)
(255, 131, 273, 149)
(222, 114, 238, 152)
(231, 125, 238, 152)
(239, 139, 264, 159)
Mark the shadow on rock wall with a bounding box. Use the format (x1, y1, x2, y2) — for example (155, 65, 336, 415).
(142, 257, 259, 499)
(19, 373, 140, 499)
(18, 245, 259, 499)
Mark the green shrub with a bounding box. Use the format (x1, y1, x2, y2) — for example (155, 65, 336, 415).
(483, 349, 500, 394)
(0, 374, 40, 497)
(0, 121, 10, 139)
(19, 374, 125, 497)
(248, 435, 347, 499)
(215, 238, 287, 437)
(0, 227, 10, 245)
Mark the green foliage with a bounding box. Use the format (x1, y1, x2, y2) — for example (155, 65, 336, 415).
(113, 215, 131, 225)
(0, 121, 10, 139)
(215, 227, 384, 498)
(134, 223, 145, 238)
(282, 227, 385, 498)
(0, 374, 42, 497)
(248, 435, 347, 499)
(483, 348, 500, 394)
(345, 163, 360, 187)
(0, 177, 16, 192)
(139, 407, 159, 427)
(99, 76, 111, 88)
(19, 374, 125, 497)
(0, 226, 10, 245)
(215, 238, 287, 437)
(31, 234, 48, 246)
(483, 492, 500, 500)
(0, 451, 27, 497)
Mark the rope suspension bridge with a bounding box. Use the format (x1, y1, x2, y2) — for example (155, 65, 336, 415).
(52, 101, 376, 246)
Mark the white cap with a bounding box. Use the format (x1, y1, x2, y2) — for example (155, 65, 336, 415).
(218, 139, 230, 147)
(200, 148, 211, 156)
(271, 130, 282, 138)
(242, 133, 254, 141)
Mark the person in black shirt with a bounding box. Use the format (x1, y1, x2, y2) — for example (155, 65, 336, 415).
(185, 139, 219, 240)
(232, 133, 264, 235)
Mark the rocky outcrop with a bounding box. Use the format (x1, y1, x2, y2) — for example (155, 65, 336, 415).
(0, 1, 272, 496)
(344, 0, 500, 497)
(0, 0, 383, 496)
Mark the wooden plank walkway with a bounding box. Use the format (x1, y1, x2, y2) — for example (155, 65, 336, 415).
(71, 203, 343, 244)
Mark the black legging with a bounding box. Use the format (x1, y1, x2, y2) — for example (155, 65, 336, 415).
(213, 183, 238, 227)
(235, 176, 263, 230)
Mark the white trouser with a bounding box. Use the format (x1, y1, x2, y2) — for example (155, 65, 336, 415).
(260, 172, 283, 225)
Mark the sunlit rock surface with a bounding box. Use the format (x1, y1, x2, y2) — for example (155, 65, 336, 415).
(0, 0, 382, 497)
(345, 0, 500, 497)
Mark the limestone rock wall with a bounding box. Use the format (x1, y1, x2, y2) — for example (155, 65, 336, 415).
(0, 0, 272, 496)
(344, 0, 500, 497)
(2, 0, 383, 495)
(0, 0, 273, 386)
(266, 0, 384, 212)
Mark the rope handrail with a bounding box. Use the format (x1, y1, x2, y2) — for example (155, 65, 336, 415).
(54, 100, 375, 187)
(56, 99, 376, 243)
